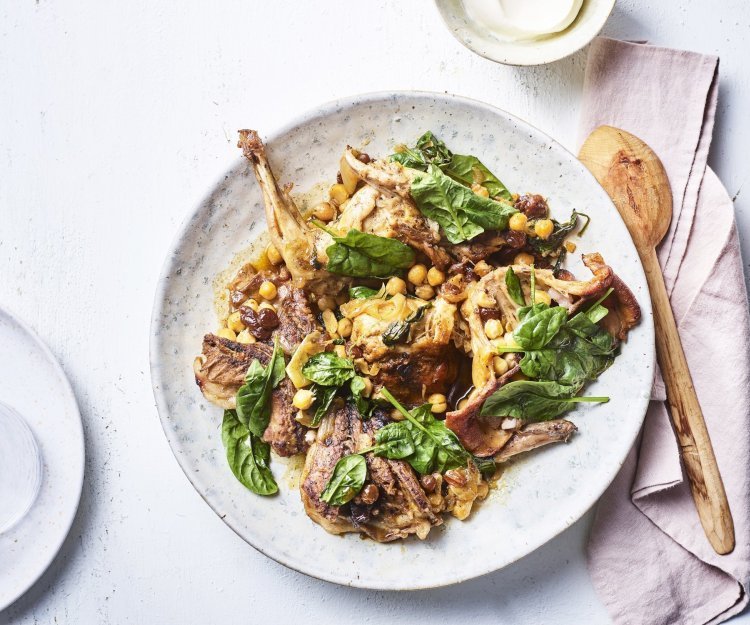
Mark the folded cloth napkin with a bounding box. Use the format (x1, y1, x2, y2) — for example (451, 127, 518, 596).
(579, 37, 750, 625)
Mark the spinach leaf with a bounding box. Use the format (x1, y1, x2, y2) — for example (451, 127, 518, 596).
(390, 131, 452, 169)
(236, 338, 286, 437)
(505, 267, 525, 306)
(222, 410, 278, 496)
(350, 376, 375, 418)
(529, 211, 590, 256)
(381, 389, 470, 474)
(320, 454, 367, 506)
(512, 306, 568, 350)
(314, 222, 415, 279)
(371, 422, 415, 459)
(302, 352, 356, 387)
(472, 455, 497, 480)
(410, 164, 518, 244)
(309, 384, 338, 427)
(442, 154, 512, 201)
(349, 285, 383, 299)
(381, 303, 431, 346)
(390, 131, 512, 200)
(480, 380, 609, 421)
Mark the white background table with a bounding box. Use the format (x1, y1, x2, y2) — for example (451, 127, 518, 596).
(1, 1, 748, 622)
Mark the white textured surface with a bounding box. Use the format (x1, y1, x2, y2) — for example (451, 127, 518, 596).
(1, 0, 748, 622)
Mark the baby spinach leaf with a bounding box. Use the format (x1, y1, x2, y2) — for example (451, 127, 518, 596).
(381, 303, 431, 346)
(236, 338, 286, 437)
(222, 410, 278, 496)
(314, 222, 415, 279)
(349, 285, 382, 299)
(390, 131, 452, 169)
(371, 422, 415, 459)
(309, 384, 338, 427)
(320, 454, 367, 506)
(410, 165, 518, 244)
(350, 376, 376, 419)
(480, 380, 609, 421)
(442, 154, 512, 201)
(529, 211, 590, 256)
(390, 131, 512, 200)
(505, 267, 525, 306)
(513, 306, 568, 350)
(472, 455, 497, 480)
(302, 352, 356, 387)
(381, 389, 469, 474)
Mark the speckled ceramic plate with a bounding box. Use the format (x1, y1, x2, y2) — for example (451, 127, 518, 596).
(0, 306, 84, 610)
(150, 91, 654, 590)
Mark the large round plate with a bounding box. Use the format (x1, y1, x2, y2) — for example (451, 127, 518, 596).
(0, 306, 84, 609)
(150, 91, 654, 590)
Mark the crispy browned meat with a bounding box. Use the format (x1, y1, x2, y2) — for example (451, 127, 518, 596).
(514, 194, 549, 218)
(194, 334, 309, 456)
(581, 253, 641, 340)
(494, 420, 577, 463)
(300, 405, 443, 541)
(370, 345, 460, 405)
(445, 366, 519, 457)
(275, 283, 317, 355)
(451, 230, 527, 263)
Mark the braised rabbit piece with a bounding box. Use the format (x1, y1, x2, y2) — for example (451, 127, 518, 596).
(194, 129, 641, 541)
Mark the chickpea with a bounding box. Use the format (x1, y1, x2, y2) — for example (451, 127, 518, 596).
(217, 327, 236, 341)
(293, 389, 314, 410)
(385, 276, 407, 296)
(322, 310, 339, 334)
(534, 219, 554, 240)
(236, 329, 256, 344)
(457, 398, 469, 410)
(508, 212, 528, 232)
(390, 408, 405, 422)
(428, 393, 447, 413)
(534, 290, 552, 306)
(328, 184, 349, 206)
(227, 311, 245, 333)
(244, 298, 260, 312)
(259, 280, 277, 300)
(484, 319, 504, 340)
(476, 290, 496, 308)
(407, 263, 428, 286)
(415, 284, 435, 300)
(427, 267, 446, 287)
(334, 345, 347, 358)
(317, 296, 336, 311)
(266, 243, 283, 265)
(474, 260, 492, 277)
(337, 317, 353, 338)
(493, 356, 509, 376)
(312, 201, 335, 222)
(513, 252, 535, 266)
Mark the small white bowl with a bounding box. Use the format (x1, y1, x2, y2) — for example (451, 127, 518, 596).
(434, 0, 616, 66)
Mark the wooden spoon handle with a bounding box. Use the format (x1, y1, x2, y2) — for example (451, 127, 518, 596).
(641, 249, 735, 554)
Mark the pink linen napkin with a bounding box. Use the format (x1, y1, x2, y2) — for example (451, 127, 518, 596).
(580, 37, 750, 625)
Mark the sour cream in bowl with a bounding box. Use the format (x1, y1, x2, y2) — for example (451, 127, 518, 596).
(434, 0, 615, 65)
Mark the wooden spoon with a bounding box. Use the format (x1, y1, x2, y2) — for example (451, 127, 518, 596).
(579, 125, 735, 555)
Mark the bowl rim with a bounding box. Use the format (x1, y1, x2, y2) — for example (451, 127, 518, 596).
(149, 89, 654, 590)
(433, 0, 616, 66)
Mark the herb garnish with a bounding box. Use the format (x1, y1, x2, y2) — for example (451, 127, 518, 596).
(313, 221, 415, 279)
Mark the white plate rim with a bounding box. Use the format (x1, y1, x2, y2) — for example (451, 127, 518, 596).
(0, 304, 85, 611)
(149, 90, 655, 590)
